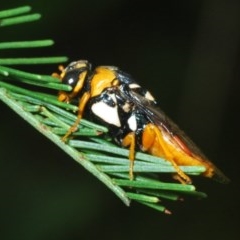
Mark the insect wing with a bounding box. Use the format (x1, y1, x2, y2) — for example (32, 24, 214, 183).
(120, 87, 230, 183)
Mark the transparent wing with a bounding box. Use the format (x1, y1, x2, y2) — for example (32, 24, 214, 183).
(120, 87, 229, 183)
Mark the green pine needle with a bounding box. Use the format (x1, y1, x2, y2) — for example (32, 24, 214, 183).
(0, 5, 208, 213)
(0, 40, 54, 49)
(0, 13, 41, 27)
(0, 5, 68, 66)
(0, 6, 32, 19)
(0, 57, 68, 65)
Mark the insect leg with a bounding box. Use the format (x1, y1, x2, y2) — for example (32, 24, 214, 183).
(142, 123, 192, 184)
(62, 91, 91, 142)
(122, 132, 136, 180)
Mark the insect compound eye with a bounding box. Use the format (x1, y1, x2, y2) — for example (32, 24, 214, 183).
(62, 69, 83, 88)
(61, 60, 90, 90)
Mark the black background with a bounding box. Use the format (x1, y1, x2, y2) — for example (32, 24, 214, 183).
(0, 1, 239, 240)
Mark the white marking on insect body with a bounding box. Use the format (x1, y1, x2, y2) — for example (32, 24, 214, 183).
(128, 114, 137, 131)
(91, 101, 121, 127)
(122, 102, 131, 112)
(129, 83, 140, 89)
(145, 91, 155, 101)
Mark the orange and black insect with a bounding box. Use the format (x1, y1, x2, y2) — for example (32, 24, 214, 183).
(53, 60, 229, 184)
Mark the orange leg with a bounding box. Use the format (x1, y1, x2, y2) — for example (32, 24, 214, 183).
(62, 92, 91, 142)
(142, 123, 192, 184)
(122, 132, 136, 180)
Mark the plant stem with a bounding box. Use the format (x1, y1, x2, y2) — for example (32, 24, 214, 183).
(0, 88, 130, 206)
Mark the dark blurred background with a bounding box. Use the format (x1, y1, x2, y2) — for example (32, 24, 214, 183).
(0, 1, 239, 239)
